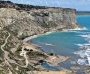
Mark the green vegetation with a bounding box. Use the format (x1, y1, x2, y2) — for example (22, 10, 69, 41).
(48, 53, 54, 56)
(27, 51, 48, 59)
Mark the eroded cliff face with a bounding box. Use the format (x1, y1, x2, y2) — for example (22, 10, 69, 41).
(0, 1, 78, 74)
(0, 1, 78, 38)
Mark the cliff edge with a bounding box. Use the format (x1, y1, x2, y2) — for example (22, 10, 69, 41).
(0, 1, 78, 38)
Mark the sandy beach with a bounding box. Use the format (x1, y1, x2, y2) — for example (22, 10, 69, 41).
(23, 31, 55, 42)
(27, 70, 76, 74)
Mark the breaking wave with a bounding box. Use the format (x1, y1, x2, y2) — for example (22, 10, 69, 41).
(79, 34, 90, 39)
(67, 27, 87, 31)
(45, 43, 55, 46)
(75, 33, 90, 66)
(62, 27, 87, 33)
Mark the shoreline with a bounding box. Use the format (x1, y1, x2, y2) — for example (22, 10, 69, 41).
(23, 31, 56, 42)
(23, 26, 87, 43)
(22, 30, 70, 71)
(27, 70, 76, 74)
(22, 26, 86, 72)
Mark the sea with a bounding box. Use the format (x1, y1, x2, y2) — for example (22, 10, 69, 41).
(32, 15, 90, 72)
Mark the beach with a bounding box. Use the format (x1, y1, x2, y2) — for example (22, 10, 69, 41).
(23, 31, 55, 42)
(27, 70, 76, 74)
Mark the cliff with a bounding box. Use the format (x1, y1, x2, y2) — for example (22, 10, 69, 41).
(0, 1, 78, 74)
(0, 1, 78, 38)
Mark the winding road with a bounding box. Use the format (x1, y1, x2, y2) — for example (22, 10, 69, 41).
(0, 31, 13, 74)
(1, 32, 10, 50)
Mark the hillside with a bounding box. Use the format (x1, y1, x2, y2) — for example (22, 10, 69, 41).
(0, 1, 78, 74)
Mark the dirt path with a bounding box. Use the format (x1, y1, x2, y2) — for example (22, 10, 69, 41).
(0, 31, 13, 73)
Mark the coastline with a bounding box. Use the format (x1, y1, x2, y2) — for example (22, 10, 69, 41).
(23, 26, 87, 43)
(23, 31, 56, 42)
(22, 16, 90, 74)
(22, 30, 71, 71)
(0, 1, 89, 74)
(21, 25, 88, 73)
(27, 70, 76, 74)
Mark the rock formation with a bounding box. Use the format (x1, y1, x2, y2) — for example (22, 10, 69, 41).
(0, 1, 78, 38)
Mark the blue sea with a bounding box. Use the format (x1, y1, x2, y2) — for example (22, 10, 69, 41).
(32, 15, 90, 71)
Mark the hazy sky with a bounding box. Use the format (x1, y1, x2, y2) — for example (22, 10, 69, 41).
(9, 0, 90, 11)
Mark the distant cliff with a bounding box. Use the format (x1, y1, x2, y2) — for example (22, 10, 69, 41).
(0, 1, 78, 38)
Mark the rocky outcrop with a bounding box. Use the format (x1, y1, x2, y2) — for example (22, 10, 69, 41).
(0, 1, 78, 38)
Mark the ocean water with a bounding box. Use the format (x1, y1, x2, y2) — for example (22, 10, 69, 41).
(32, 15, 90, 70)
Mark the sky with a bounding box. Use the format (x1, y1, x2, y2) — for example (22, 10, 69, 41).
(7, 0, 90, 11)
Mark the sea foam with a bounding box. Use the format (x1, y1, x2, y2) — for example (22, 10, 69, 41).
(75, 42, 90, 66)
(67, 27, 87, 31)
(75, 32, 90, 66)
(77, 59, 88, 65)
(79, 34, 90, 38)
